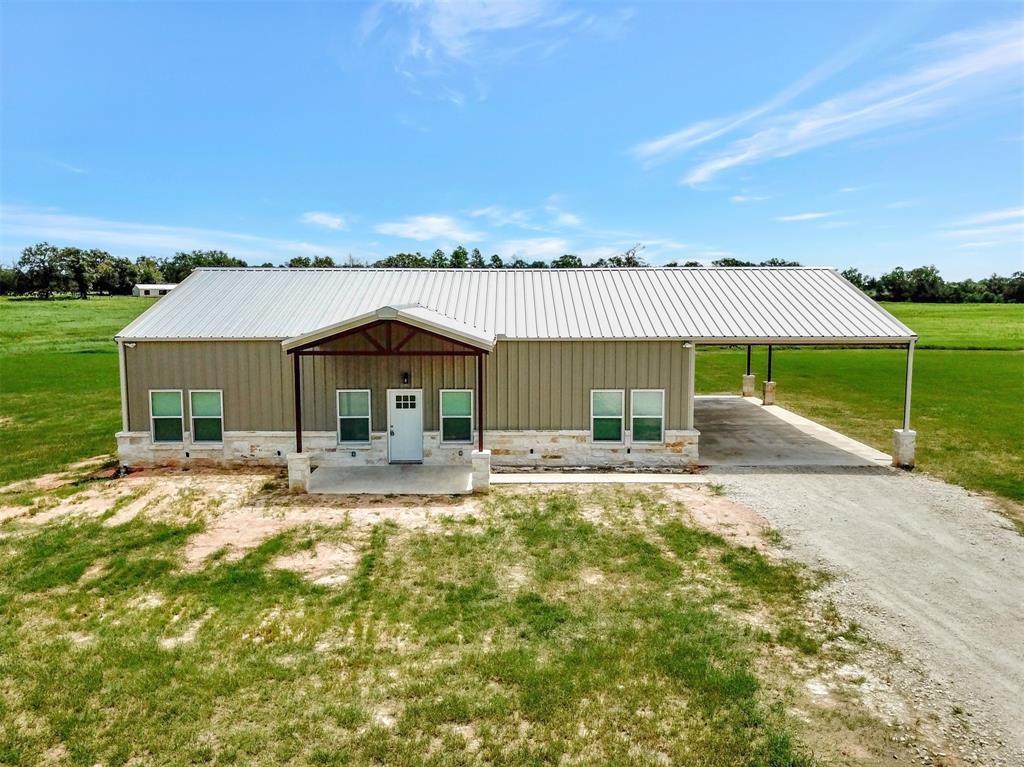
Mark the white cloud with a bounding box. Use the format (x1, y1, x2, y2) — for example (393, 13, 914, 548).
(0, 205, 360, 263)
(300, 211, 347, 230)
(470, 205, 533, 228)
(375, 214, 481, 242)
(954, 206, 1024, 225)
(498, 237, 570, 260)
(44, 157, 86, 174)
(940, 206, 1024, 244)
(776, 211, 836, 222)
(632, 18, 1024, 185)
(729, 194, 771, 203)
(553, 211, 581, 227)
(838, 185, 870, 193)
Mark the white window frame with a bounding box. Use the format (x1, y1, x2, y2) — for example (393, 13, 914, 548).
(189, 389, 224, 444)
(439, 389, 474, 444)
(630, 389, 665, 444)
(590, 389, 625, 444)
(337, 389, 372, 446)
(150, 389, 184, 444)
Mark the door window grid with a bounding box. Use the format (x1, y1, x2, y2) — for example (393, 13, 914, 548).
(395, 394, 417, 409)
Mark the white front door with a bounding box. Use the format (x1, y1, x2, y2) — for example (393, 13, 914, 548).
(387, 389, 424, 463)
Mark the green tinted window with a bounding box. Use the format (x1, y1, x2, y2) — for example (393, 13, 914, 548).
(190, 391, 221, 417)
(632, 417, 662, 442)
(593, 417, 622, 442)
(592, 391, 622, 417)
(441, 390, 472, 417)
(153, 417, 183, 442)
(192, 417, 222, 442)
(339, 418, 370, 443)
(338, 390, 370, 417)
(151, 391, 182, 417)
(632, 390, 662, 417)
(442, 417, 472, 442)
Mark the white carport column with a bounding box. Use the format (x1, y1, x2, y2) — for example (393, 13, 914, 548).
(741, 345, 756, 397)
(892, 339, 917, 469)
(683, 342, 696, 430)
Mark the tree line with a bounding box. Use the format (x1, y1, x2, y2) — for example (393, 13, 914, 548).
(1, 241, 1020, 303)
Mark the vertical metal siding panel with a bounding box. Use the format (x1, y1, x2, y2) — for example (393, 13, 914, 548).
(539, 343, 551, 428)
(560, 343, 573, 430)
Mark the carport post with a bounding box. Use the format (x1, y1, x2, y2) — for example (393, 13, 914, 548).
(902, 339, 915, 431)
(892, 339, 917, 469)
(762, 345, 776, 405)
(742, 345, 755, 396)
(745, 345, 751, 376)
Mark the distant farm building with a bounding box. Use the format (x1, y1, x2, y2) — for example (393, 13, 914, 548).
(132, 283, 177, 297)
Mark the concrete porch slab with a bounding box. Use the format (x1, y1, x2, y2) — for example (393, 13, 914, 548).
(695, 396, 891, 468)
(491, 473, 708, 486)
(307, 465, 474, 495)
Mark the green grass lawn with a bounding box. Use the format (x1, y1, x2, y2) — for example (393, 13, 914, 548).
(0, 297, 154, 486)
(0, 484, 860, 766)
(1, 296, 1021, 501)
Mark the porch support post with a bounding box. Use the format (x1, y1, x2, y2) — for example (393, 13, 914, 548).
(762, 344, 776, 405)
(292, 352, 302, 454)
(476, 352, 485, 451)
(683, 341, 695, 430)
(893, 339, 917, 469)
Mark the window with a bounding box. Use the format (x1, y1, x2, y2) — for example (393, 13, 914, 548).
(591, 390, 624, 442)
(394, 393, 417, 409)
(190, 390, 223, 443)
(440, 390, 472, 443)
(150, 390, 184, 442)
(337, 389, 371, 443)
(631, 389, 665, 443)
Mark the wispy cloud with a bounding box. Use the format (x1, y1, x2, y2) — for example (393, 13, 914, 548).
(730, 194, 771, 203)
(470, 205, 534, 228)
(300, 211, 347, 230)
(631, 18, 1024, 185)
(498, 236, 570, 260)
(941, 206, 1024, 242)
(553, 211, 581, 227)
(44, 157, 86, 174)
(375, 214, 481, 242)
(0, 205, 359, 263)
(776, 211, 836, 222)
(838, 185, 870, 193)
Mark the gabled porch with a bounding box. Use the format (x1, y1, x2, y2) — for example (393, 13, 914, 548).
(281, 304, 494, 494)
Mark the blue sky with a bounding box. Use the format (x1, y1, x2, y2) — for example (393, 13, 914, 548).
(1, 1, 1022, 278)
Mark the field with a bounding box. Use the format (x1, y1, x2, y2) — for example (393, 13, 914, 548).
(1, 297, 1022, 501)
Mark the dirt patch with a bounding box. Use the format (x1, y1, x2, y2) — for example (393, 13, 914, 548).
(666, 486, 772, 549)
(270, 542, 360, 586)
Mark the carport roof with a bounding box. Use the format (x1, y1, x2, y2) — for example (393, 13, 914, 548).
(116, 266, 917, 344)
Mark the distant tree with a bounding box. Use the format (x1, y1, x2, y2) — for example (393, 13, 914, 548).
(488, 254, 504, 269)
(57, 247, 103, 299)
(509, 258, 530, 269)
(449, 245, 469, 269)
(374, 252, 430, 268)
(759, 258, 801, 267)
(258, 261, 275, 268)
(160, 250, 246, 282)
(604, 243, 646, 268)
(551, 254, 583, 268)
(340, 254, 368, 268)
(0, 265, 20, 295)
(906, 265, 946, 302)
(529, 260, 548, 269)
(712, 257, 756, 267)
(682, 261, 703, 267)
(876, 267, 911, 302)
(311, 255, 336, 268)
(429, 249, 448, 268)
(18, 243, 63, 298)
(287, 256, 312, 268)
(135, 256, 164, 284)
(93, 255, 137, 295)
(841, 267, 870, 291)
(1005, 272, 1024, 303)
(469, 248, 486, 268)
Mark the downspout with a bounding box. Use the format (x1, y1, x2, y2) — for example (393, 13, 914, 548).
(902, 339, 915, 431)
(117, 339, 129, 433)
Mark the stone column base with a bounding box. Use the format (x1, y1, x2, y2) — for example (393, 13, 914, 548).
(471, 449, 491, 492)
(287, 452, 311, 492)
(741, 374, 756, 397)
(762, 380, 776, 406)
(892, 429, 916, 469)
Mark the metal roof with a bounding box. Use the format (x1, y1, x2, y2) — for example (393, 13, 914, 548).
(116, 267, 916, 344)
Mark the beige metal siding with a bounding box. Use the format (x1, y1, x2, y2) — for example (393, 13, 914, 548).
(488, 341, 691, 430)
(125, 339, 693, 433)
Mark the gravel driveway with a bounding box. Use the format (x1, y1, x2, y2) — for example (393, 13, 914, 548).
(711, 466, 1024, 766)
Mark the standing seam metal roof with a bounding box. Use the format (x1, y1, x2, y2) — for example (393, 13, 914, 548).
(115, 267, 917, 343)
